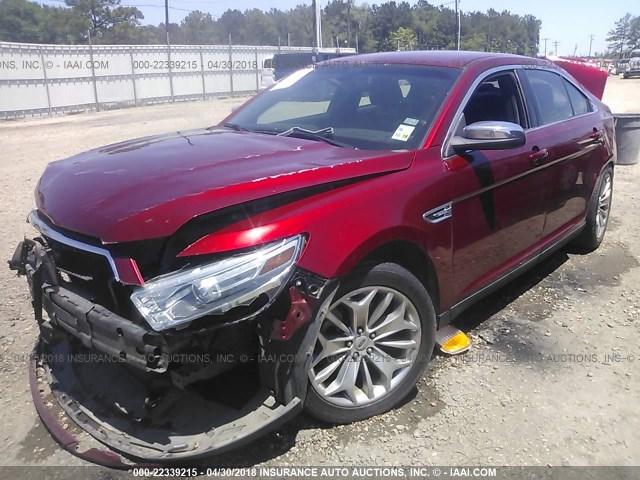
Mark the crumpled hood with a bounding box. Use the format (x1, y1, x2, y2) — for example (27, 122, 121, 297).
(36, 128, 411, 243)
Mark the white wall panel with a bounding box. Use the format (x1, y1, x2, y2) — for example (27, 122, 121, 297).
(0, 42, 353, 117)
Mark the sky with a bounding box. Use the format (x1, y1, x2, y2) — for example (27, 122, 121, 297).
(36, 0, 635, 56)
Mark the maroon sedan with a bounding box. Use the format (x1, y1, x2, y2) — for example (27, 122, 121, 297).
(9, 51, 614, 463)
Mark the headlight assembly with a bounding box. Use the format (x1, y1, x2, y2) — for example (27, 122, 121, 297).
(130, 235, 304, 331)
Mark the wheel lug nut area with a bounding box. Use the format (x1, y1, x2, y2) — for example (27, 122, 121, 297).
(366, 347, 373, 354)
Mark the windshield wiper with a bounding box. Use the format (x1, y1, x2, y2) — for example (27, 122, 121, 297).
(221, 122, 250, 132)
(277, 126, 353, 148)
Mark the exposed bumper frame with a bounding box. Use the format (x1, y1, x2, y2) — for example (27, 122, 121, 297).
(11, 235, 338, 463)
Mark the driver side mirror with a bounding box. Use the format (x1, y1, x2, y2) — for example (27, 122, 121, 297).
(450, 121, 525, 153)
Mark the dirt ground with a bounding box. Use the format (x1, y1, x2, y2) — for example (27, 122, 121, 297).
(0, 75, 639, 469)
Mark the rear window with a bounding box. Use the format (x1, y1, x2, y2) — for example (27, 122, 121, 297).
(525, 70, 574, 125)
(563, 79, 591, 116)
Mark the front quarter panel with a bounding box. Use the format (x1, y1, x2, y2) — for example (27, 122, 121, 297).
(178, 149, 453, 305)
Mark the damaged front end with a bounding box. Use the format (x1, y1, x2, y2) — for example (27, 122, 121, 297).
(9, 211, 337, 463)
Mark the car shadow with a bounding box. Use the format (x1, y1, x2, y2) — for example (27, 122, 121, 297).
(189, 248, 574, 467)
(453, 247, 570, 332)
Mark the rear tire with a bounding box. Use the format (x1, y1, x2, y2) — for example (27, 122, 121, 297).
(574, 166, 613, 251)
(304, 262, 436, 424)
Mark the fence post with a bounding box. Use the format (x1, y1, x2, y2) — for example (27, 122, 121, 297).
(199, 47, 206, 101)
(88, 34, 99, 111)
(38, 47, 52, 116)
(129, 49, 138, 107)
(167, 44, 175, 102)
(254, 47, 260, 93)
(228, 34, 234, 96)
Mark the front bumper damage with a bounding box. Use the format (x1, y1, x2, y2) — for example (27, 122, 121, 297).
(10, 236, 337, 463)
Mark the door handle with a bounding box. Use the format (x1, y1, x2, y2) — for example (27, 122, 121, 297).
(590, 129, 604, 143)
(529, 148, 549, 167)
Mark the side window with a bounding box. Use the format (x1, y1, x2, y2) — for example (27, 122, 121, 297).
(563, 79, 591, 116)
(446, 71, 526, 156)
(462, 72, 526, 128)
(525, 70, 573, 125)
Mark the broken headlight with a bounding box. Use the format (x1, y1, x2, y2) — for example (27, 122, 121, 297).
(130, 235, 304, 331)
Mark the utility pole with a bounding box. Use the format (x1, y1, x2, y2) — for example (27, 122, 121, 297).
(312, 0, 317, 50)
(347, 0, 352, 47)
(312, 0, 322, 51)
(553, 40, 559, 56)
(543, 37, 549, 56)
(455, 0, 461, 50)
(588, 34, 594, 58)
(165, 0, 174, 102)
(164, 0, 170, 46)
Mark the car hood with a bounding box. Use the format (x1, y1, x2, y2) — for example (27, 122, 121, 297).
(36, 128, 412, 243)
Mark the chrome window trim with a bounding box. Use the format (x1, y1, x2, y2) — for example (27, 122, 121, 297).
(27, 210, 122, 283)
(440, 63, 599, 160)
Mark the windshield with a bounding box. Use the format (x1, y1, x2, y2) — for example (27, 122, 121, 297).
(226, 63, 460, 150)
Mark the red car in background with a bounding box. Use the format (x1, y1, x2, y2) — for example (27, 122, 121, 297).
(9, 51, 614, 463)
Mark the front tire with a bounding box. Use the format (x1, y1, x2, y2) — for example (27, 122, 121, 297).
(574, 166, 613, 251)
(304, 262, 436, 424)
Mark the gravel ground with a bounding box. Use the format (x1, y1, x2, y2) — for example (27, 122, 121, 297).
(0, 76, 639, 468)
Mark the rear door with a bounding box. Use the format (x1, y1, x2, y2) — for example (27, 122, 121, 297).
(520, 68, 609, 238)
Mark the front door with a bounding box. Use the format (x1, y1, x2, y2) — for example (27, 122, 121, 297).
(445, 69, 547, 300)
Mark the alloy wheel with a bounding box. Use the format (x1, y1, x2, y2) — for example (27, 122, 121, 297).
(309, 286, 422, 407)
(596, 172, 612, 240)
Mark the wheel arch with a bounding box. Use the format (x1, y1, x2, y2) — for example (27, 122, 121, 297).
(336, 237, 442, 316)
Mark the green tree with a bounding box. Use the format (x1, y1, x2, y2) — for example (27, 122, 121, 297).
(607, 13, 634, 57)
(107, 6, 150, 44)
(0, 0, 542, 52)
(285, 5, 315, 47)
(181, 10, 217, 45)
(244, 9, 278, 45)
(371, 1, 412, 51)
(388, 26, 417, 50)
(64, 0, 117, 40)
(628, 16, 640, 51)
(41, 4, 88, 43)
(0, 0, 46, 42)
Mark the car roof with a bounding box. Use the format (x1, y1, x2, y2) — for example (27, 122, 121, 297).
(330, 50, 541, 70)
